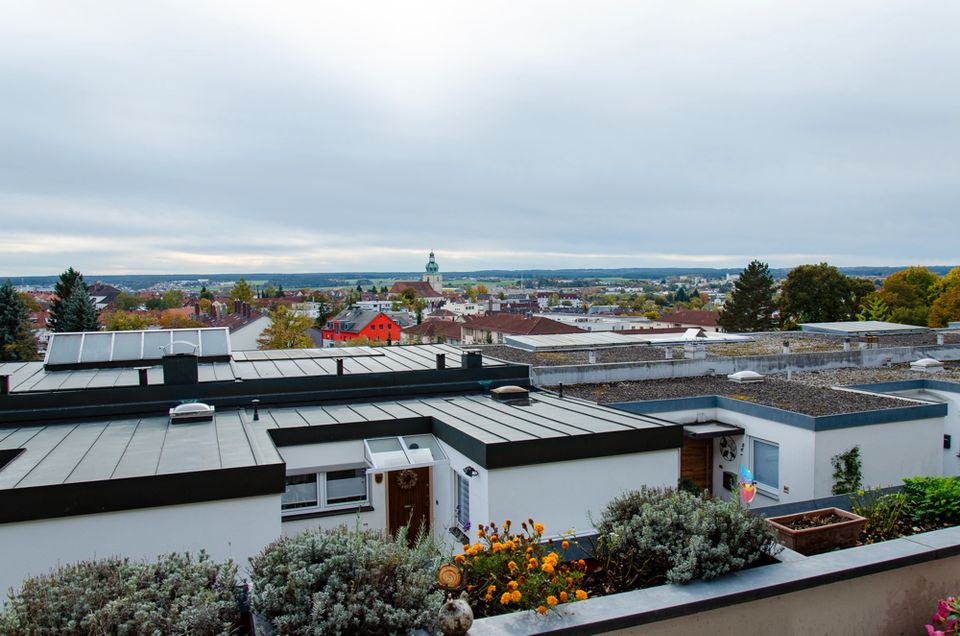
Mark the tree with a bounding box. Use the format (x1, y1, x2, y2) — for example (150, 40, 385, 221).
(674, 287, 689, 303)
(144, 296, 166, 310)
(858, 295, 890, 321)
(465, 285, 478, 302)
(199, 285, 215, 301)
(0, 280, 37, 361)
(257, 305, 314, 349)
(158, 314, 203, 329)
(778, 263, 870, 326)
(62, 283, 99, 332)
(102, 311, 157, 331)
(928, 268, 960, 327)
(48, 267, 84, 333)
(112, 292, 141, 311)
(717, 261, 777, 333)
(884, 267, 940, 306)
(413, 298, 427, 325)
(476, 284, 488, 295)
(230, 278, 255, 305)
(313, 300, 339, 328)
(161, 289, 185, 309)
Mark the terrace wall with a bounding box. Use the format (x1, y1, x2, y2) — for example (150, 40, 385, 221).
(469, 526, 960, 635)
(531, 344, 960, 386)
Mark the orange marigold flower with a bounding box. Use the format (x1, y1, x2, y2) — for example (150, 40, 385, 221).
(566, 577, 574, 586)
(529, 558, 538, 568)
(473, 543, 483, 552)
(500, 592, 511, 605)
(505, 540, 516, 550)
(487, 585, 497, 593)
(547, 595, 559, 607)
(559, 591, 568, 602)
(562, 540, 570, 550)
(454, 554, 465, 564)
(510, 590, 522, 602)
(485, 593, 493, 602)
(490, 534, 498, 542)
(508, 561, 518, 572)
(534, 523, 545, 534)
(578, 559, 586, 567)
(463, 544, 470, 551)
(541, 563, 555, 575)
(537, 605, 548, 615)
(508, 580, 519, 590)
(575, 589, 588, 601)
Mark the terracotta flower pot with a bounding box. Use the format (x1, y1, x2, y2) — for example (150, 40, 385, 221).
(765, 507, 866, 556)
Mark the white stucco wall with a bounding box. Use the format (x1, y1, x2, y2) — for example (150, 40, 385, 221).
(812, 416, 944, 495)
(0, 495, 280, 595)
(889, 387, 960, 477)
(228, 316, 270, 351)
(485, 450, 680, 537)
(278, 441, 387, 537)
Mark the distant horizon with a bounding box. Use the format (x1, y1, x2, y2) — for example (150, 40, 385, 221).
(5, 263, 957, 286)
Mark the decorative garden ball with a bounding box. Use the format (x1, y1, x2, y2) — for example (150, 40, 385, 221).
(438, 591, 473, 636)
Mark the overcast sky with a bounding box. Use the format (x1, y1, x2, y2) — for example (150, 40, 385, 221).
(1, 1, 958, 276)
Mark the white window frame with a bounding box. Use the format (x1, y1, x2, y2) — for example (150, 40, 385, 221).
(455, 471, 470, 531)
(281, 467, 370, 516)
(750, 437, 780, 496)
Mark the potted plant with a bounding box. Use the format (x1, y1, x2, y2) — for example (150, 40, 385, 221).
(765, 507, 866, 556)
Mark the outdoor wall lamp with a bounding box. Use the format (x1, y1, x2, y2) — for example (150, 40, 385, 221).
(463, 466, 479, 478)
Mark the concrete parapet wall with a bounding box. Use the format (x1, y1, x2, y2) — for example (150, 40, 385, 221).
(468, 526, 960, 636)
(531, 344, 960, 386)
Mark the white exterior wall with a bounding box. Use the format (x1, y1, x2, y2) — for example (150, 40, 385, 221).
(435, 441, 487, 551)
(229, 316, 270, 351)
(812, 416, 944, 495)
(889, 388, 960, 476)
(707, 409, 817, 509)
(0, 495, 280, 595)
(485, 450, 679, 537)
(278, 441, 387, 537)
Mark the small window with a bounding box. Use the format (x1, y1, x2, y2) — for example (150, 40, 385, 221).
(752, 439, 779, 490)
(326, 469, 368, 506)
(456, 472, 470, 530)
(282, 474, 318, 510)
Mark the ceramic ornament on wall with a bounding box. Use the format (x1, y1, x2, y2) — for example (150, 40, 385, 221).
(740, 464, 757, 507)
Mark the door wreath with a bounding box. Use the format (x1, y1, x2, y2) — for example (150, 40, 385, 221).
(396, 469, 418, 490)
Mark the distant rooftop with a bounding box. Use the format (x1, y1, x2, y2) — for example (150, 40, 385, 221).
(799, 320, 930, 336)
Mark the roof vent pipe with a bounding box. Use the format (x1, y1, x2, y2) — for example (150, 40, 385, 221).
(938, 333, 945, 345)
(782, 341, 790, 354)
(843, 338, 851, 352)
(336, 358, 344, 376)
(436, 353, 445, 370)
(136, 367, 149, 387)
(0, 375, 9, 396)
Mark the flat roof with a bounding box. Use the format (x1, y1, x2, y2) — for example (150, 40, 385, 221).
(0, 344, 504, 394)
(0, 411, 284, 524)
(248, 391, 682, 469)
(503, 332, 752, 352)
(799, 320, 930, 336)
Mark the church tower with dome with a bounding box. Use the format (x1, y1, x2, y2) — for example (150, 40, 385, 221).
(423, 251, 442, 293)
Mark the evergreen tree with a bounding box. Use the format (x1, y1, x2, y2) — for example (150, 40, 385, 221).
(48, 267, 84, 333)
(674, 287, 689, 303)
(717, 261, 777, 332)
(229, 278, 254, 305)
(199, 285, 215, 301)
(0, 280, 38, 361)
(858, 295, 890, 321)
(61, 283, 99, 332)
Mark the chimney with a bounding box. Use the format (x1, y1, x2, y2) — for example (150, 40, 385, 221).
(234, 299, 241, 314)
(462, 350, 482, 369)
(0, 375, 9, 396)
(843, 338, 851, 352)
(194, 303, 201, 317)
(336, 358, 344, 376)
(162, 354, 199, 385)
(436, 353, 446, 370)
(137, 367, 149, 387)
(782, 340, 790, 354)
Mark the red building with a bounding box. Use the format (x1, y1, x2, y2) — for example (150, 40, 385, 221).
(321, 308, 403, 345)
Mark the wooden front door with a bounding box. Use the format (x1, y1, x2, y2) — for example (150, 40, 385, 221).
(387, 467, 431, 543)
(680, 438, 713, 492)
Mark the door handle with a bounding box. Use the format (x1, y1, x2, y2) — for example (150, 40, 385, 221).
(404, 504, 414, 509)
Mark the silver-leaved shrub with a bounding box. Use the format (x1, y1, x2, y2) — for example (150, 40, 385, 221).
(249, 526, 443, 635)
(594, 487, 780, 591)
(0, 552, 241, 635)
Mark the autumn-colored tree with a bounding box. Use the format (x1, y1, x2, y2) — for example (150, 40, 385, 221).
(158, 314, 202, 329)
(161, 289, 185, 309)
(257, 305, 313, 349)
(928, 267, 960, 327)
(883, 266, 941, 306)
(102, 311, 158, 331)
(476, 284, 489, 295)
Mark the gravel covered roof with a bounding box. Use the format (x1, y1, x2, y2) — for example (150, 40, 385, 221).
(559, 376, 917, 416)
(789, 362, 960, 388)
(480, 344, 667, 367)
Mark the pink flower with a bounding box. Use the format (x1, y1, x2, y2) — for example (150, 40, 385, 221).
(924, 625, 945, 636)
